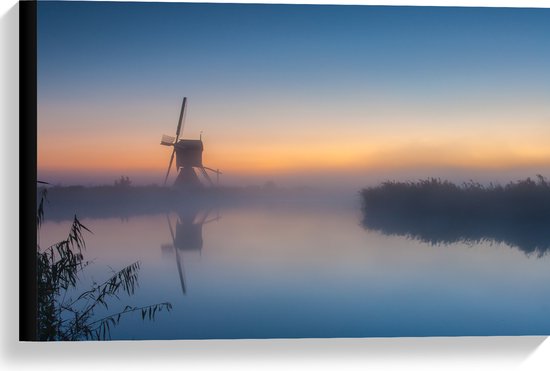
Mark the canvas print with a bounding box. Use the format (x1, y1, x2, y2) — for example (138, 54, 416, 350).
(33, 1, 550, 340)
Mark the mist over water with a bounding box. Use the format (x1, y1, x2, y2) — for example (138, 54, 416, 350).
(38, 165, 550, 190)
(38, 179, 550, 339)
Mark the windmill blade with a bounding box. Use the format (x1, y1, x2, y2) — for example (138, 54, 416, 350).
(162, 97, 187, 186)
(166, 213, 176, 243)
(199, 167, 214, 186)
(160, 134, 176, 146)
(164, 147, 176, 186)
(174, 248, 187, 295)
(203, 167, 222, 175)
(166, 214, 186, 295)
(175, 97, 187, 141)
(203, 167, 222, 186)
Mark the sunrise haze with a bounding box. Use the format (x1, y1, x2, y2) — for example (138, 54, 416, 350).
(37, 2, 550, 187)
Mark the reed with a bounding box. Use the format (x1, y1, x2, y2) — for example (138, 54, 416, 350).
(36, 188, 172, 340)
(361, 176, 550, 255)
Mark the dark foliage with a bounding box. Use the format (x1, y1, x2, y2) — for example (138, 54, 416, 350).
(114, 176, 132, 188)
(36, 189, 172, 340)
(361, 176, 550, 256)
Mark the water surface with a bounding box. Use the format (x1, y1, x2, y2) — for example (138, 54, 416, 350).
(40, 196, 550, 339)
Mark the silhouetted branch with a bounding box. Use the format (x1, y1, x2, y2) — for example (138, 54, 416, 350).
(36, 184, 172, 340)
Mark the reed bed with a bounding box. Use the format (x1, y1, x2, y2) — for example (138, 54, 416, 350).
(361, 176, 550, 255)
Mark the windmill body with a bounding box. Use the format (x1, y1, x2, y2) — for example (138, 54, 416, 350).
(175, 139, 203, 168)
(161, 97, 221, 188)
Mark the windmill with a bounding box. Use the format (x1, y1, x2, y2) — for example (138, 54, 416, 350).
(160, 97, 221, 188)
(161, 207, 221, 295)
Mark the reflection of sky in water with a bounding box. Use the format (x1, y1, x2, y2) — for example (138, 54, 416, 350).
(40, 204, 550, 339)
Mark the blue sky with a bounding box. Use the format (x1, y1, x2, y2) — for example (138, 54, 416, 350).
(37, 2, 550, 186)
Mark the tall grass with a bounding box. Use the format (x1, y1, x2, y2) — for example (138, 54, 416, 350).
(37, 188, 172, 340)
(361, 176, 550, 255)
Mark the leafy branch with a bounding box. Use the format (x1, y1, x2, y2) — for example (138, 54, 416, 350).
(36, 184, 172, 340)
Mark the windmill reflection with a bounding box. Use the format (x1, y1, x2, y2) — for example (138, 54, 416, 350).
(161, 207, 221, 294)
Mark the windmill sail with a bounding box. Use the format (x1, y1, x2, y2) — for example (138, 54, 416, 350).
(175, 97, 187, 138)
(164, 97, 187, 185)
(160, 135, 176, 146)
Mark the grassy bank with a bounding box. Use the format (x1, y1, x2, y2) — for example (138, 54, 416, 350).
(361, 176, 550, 255)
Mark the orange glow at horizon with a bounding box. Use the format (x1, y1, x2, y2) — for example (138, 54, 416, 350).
(38, 133, 550, 177)
(37, 99, 550, 181)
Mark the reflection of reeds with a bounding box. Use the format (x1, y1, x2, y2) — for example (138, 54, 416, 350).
(361, 176, 550, 256)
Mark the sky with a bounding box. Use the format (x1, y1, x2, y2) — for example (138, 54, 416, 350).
(37, 1, 550, 187)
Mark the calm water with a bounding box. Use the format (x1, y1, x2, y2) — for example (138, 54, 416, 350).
(40, 195, 550, 339)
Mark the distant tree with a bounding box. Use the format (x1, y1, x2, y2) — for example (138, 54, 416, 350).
(114, 176, 132, 188)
